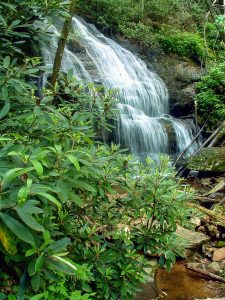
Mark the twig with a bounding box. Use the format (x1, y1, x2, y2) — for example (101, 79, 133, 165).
(187, 202, 225, 227)
(193, 196, 222, 204)
(192, 121, 225, 157)
(173, 122, 206, 167)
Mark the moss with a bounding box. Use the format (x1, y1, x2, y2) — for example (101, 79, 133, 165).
(187, 147, 225, 171)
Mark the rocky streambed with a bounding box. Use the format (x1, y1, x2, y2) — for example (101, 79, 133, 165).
(135, 172, 225, 300)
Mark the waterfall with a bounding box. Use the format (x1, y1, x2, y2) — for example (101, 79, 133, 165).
(41, 16, 201, 158)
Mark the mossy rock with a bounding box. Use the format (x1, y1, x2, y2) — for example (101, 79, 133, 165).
(187, 147, 225, 172)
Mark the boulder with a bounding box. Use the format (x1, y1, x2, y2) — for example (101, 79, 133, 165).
(187, 147, 225, 172)
(176, 226, 210, 249)
(212, 247, 225, 262)
(208, 262, 221, 272)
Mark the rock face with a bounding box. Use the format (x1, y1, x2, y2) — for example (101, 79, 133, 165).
(212, 247, 225, 262)
(150, 55, 204, 118)
(176, 226, 210, 249)
(187, 147, 225, 172)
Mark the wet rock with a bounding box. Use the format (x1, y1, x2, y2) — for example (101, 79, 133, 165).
(209, 262, 221, 272)
(212, 247, 225, 262)
(187, 147, 225, 172)
(187, 262, 200, 269)
(149, 259, 158, 267)
(208, 225, 218, 238)
(176, 226, 210, 249)
(198, 226, 207, 234)
(190, 217, 201, 227)
(201, 178, 212, 187)
(149, 55, 204, 118)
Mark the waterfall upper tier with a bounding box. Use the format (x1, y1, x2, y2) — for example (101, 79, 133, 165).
(41, 16, 201, 157)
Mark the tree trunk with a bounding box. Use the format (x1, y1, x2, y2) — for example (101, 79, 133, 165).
(50, 0, 76, 87)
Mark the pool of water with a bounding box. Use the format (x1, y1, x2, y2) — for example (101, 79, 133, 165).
(135, 262, 225, 300)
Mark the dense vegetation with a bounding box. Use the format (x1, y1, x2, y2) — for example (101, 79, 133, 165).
(0, 0, 224, 299)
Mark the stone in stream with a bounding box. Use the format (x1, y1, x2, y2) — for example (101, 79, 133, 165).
(187, 147, 225, 172)
(208, 262, 221, 272)
(212, 247, 225, 262)
(176, 226, 210, 249)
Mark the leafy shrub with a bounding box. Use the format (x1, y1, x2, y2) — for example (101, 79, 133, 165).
(0, 64, 191, 298)
(119, 22, 158, 47)
(77, 0, 140, 32)
(157, 27, 206, 59)
(196, 62, 225, 128)
(0, 0, 68, 56)
(144, 0, 206, 29)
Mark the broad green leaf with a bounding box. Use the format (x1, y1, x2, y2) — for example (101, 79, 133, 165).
(0, 197, 17, 209)
(72, 180, 97, 194)
(15, 208, 44, 232)
(2, 87, 8, 100)
(31, 160, 43, 176)
(1, 167, 34, 190)
(67, 68, 74, 82)
(18, 186, 29, 203)
(30, 184, 55, 194)
(20, 200, 43, 214)
(0, 102, 10, 119)
(31, 273, 41, 291)
(0, 224, 17, 255)
(36, 192, 62, 210)
(11, 19, 21, 27)
(35, 253, 44, 273)
(51, 255, 77, 272)
(47, 237, 71, 253)
(25, 248, 36, 257)
(0, 212, 35, 246)
(56, 181, 69, 203)
(66, 154, 80, 171)
(70, 194, 83, 207)
(47, 258, 75, 275)
(28, 259, 36, 277)
(3, 56, 10, 68)
(29, 294, 45, 300)
(25, 68, 39, 74)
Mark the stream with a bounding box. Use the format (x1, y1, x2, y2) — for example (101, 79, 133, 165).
(135, 261, 225, 300)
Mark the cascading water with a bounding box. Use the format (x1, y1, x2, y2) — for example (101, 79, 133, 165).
(41, 16, 201, 158)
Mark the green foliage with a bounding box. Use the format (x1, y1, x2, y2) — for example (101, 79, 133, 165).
(0, 0, 69, 56)
(196, 62, 225, 128)
(158, 27, 206, 59)
(144, 0, 206, 29)
(119, 22, 158, 47)
(0, 63, 191, 298)
(77, 0, 139, 31)
(77, 0, 209, 59)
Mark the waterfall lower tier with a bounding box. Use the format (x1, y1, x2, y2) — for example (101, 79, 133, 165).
(41, 16, 201, 157)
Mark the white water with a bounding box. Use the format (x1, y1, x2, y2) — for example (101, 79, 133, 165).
(41, 16, 201, 157)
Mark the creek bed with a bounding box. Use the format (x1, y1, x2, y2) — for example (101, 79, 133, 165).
(135, 261, 225, 300)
